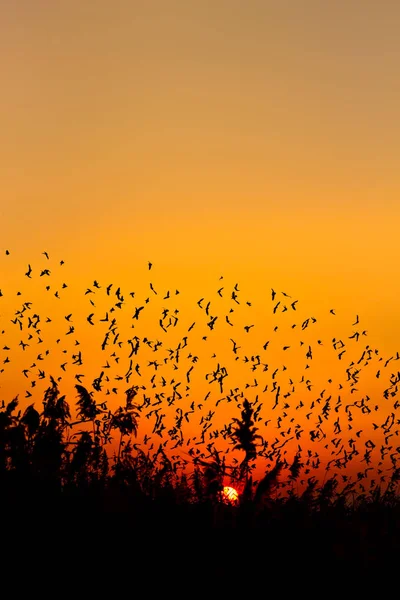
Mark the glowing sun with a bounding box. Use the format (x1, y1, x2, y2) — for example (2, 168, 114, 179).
(221, 486, 239, 505)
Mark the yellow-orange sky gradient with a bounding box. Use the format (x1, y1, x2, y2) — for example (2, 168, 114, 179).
(1, 1, 400, 486)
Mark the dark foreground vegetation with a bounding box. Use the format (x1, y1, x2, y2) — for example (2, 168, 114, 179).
(1, 378, 399, 585)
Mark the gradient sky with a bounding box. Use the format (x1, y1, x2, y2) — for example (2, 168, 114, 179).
(1, 1, 400, 485)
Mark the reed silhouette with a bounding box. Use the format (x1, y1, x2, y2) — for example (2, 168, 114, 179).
(1, 377, 400, 579)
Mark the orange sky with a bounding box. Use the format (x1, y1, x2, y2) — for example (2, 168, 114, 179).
(1, 1, 400, 488)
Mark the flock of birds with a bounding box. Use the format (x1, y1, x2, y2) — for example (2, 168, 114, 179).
(2, 248, 400, 492)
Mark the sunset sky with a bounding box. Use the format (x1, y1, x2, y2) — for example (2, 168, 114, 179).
(1, 1, 400, 484)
